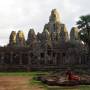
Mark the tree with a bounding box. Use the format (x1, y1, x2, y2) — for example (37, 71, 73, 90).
(77, 15, 90, 54)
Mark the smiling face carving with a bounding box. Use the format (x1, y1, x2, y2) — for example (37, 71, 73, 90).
(9, 31, 16, 45)
(49, 9, 60, 23)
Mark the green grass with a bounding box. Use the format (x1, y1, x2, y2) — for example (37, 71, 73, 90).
(30, 77, 48, 90)
(30, 79, 90, 90)
(0, 71, 48, 76)
(28, 72, 90, 90)
(46, 85, 90, 90)
(0, 72, 90, 90)
(30, 78, 90, 90)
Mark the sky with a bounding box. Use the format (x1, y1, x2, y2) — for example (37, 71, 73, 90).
(0, 0, 89, 46)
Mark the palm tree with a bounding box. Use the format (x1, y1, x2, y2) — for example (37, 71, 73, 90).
(77, 15, 90, 54)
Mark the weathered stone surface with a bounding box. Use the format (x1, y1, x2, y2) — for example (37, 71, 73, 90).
(42, 29, 51, 41)
(41, 29, 52, 48)
(9, 31, 16, 46)
(37, 32, 42, 42)
(49, 9, 60, 23)
(59, 24, 69, 42)
(27, 29, 36, 43)
(70, 27, 83, 48)
(16, 30, 25, 47)
(43, 9, 69, 43)
(43, 9, 61, 33)
(37, 75, 90, 86)
(51, 32, 57, 41)
(50, 32, 59, 48)
(70, 27, 79, 41)
(27, 29, 37, 48)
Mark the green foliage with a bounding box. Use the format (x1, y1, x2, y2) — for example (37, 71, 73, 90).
(78, 30, 89, 44)
(77, 15, 90, 43)
(77, 15, 90, 54)
(77, 15, 90, 30)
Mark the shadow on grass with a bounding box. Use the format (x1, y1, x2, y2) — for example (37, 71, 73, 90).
(30, 77, 90, 90)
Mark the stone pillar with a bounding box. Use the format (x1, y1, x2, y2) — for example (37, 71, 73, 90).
(57, 52, 60, 66)
(52, 52, 54, 65)
(27, 51, 31, 71)
(44, 50, 47, 65)
(79, 55, 82, 64)
(54, 53, 57, 65)
(85, 55, 87, 64)
(62, 52, 65, 64)
(56, 53, 59, 65)
(1, 52, 4, 64)
(19, 52, 22, 65)
(59, 53, 62, 67)
(59, 53, 62, 64)
(28, 52, 31, 65)
(10, 52, 13, 64)
(51, 51, 53, 65)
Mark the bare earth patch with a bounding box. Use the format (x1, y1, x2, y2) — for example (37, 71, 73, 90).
(0, 76, 44, 90)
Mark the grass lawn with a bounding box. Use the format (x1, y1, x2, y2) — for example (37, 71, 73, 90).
(0, 72, 90, 90)
(31, 77, 90, 90)
(0, 71, 48, 76)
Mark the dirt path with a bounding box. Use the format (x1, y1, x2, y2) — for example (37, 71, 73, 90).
(0, 76, 44, 90)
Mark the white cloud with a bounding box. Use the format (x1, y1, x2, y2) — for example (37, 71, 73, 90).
(0, 0, 89, 46)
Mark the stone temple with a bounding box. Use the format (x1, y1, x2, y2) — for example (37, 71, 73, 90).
(0, 9, 88, 71)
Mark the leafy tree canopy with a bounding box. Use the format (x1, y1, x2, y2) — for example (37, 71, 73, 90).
(77, 14, 90, 45)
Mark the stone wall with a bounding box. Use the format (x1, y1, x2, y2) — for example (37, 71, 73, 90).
(0, 47, 88, 71)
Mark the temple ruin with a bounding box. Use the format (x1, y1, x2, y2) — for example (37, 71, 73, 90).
(0, 9, 89, 71)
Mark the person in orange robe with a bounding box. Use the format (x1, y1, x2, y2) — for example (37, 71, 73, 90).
(66, 70, 80, 81)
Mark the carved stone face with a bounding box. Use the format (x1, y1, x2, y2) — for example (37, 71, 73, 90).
(9, 31, 16, 44)
(49, 9, 60, 23)
(16, 31, 25, 47)
(51, 11, 57, 22)
(28, 29, 36, 41)
(17, 31, 25, 41)
(70, 27, 79, 41)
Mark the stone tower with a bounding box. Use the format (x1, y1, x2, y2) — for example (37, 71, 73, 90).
(43, 9, 61, 33)
(37, 32, 42, 42)
(49, 9, 60, 23)
(9, 31, 16, 46)
(41, 29, 51, 48)
(44, 9, 69, 42)
(27, 29, 37, 48)
(16, 31, 25, 47)
(70, 27, 79, 41)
